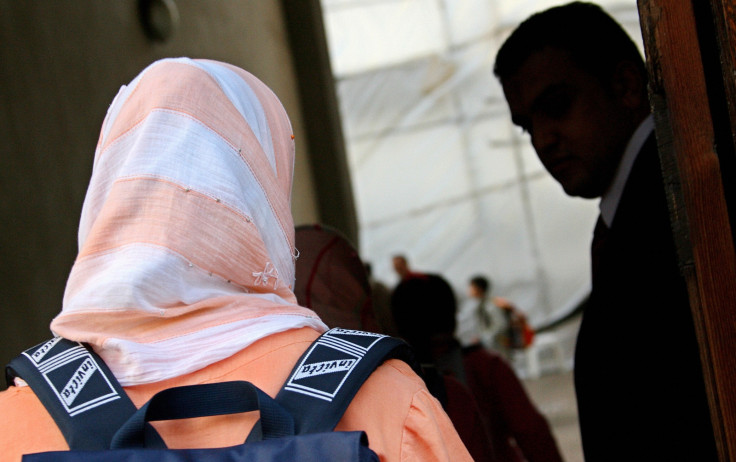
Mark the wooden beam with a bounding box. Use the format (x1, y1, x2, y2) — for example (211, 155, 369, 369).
(638, 1, 736, 460)
(280, 0, 359, 245)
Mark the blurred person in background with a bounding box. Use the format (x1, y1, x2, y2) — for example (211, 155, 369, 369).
(295, 224, 492, 461)
(392, 273, 563, 462)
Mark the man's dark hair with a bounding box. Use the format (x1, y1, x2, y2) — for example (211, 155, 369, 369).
(391, 274, 457, 359)
(493, 2, 646, 85)
(470, 275, 490, 295)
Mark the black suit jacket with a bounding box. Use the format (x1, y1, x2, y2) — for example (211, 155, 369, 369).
(575, 133, 718, 461)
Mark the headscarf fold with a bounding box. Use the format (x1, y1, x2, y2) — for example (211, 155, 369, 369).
(51, 58, 327, 386)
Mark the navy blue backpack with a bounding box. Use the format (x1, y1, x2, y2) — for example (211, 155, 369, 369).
(6, 328, 420, 461)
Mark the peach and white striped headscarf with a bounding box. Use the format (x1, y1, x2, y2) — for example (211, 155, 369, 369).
(50, 58, 327, 386)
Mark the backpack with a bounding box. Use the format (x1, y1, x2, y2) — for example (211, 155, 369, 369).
(5, 327, 419, 461)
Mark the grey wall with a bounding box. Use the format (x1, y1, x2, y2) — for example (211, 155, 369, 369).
(0, 1, 354, 377)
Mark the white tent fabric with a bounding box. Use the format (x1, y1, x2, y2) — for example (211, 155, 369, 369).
(321, 0, 643, 327)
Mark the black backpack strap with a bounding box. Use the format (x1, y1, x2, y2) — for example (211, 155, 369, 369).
(274, 327, 421, 435)
(5, 337, 138, 449)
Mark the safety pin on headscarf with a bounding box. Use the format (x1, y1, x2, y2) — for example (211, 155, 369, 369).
(253, 262, 279, 289)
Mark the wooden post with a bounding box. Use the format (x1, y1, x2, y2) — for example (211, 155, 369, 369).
(638, 1, 736, 460)
(280, 0, 359, 245)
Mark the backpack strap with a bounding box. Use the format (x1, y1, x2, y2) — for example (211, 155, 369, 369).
(5, 337, 138, 450)
(274, 327, 421, 436)
(6, 329, 419, 448)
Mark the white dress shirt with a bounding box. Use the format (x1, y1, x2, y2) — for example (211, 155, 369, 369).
(599, 114, 655, 227)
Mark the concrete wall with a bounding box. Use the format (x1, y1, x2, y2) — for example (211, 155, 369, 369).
(0, 1, 342, 375)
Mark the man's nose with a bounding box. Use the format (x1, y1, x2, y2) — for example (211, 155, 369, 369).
(531, 123, 559, 157)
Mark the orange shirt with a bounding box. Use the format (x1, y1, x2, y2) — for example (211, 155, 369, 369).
(0, 328, 471, 462)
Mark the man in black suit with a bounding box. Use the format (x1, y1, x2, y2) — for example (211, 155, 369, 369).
(493, 3, 717, 460)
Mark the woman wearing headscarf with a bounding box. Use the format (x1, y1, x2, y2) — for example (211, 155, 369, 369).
(0, 58, 471, 461)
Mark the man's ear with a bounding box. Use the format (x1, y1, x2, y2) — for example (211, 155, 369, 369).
(611, 60, 647, 110)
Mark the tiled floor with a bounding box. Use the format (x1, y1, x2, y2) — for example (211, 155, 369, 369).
(519, 317, 584, 462)
(523, 370, 583, 462)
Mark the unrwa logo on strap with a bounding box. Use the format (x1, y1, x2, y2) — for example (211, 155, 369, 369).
(60, 357, 99, 407)
(29, 337, 63, 364)
(293, 358, 357, 380)
(21, 338, 122, 417)
(284, 328, 386, 401)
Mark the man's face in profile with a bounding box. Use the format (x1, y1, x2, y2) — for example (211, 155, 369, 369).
(392, 257, 408, 277)
(501, 46, 634, 199)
